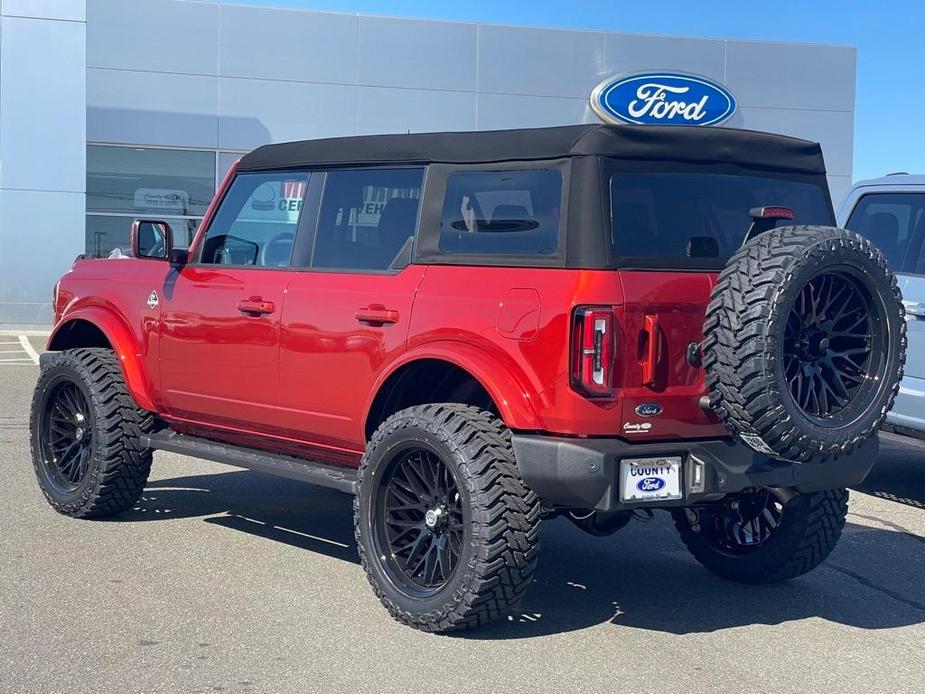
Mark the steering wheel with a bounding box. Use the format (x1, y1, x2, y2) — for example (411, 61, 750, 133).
(259, 231, 295, 266)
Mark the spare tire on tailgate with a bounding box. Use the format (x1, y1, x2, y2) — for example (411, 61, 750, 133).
(703, 225, 906, 463)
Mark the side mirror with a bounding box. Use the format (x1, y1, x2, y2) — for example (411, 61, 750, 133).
(131, 219, 172, 260)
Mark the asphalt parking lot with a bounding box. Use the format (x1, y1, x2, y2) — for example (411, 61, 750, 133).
(1, 336, 924, 694)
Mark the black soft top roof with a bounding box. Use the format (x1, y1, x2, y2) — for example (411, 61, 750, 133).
(237, 123, 827, 175)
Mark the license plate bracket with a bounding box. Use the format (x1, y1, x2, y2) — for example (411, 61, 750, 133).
(619, 457, 683, 503)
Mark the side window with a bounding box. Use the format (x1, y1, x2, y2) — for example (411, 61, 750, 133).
(312, 168, 424, 271)
(439, 169, 562, 255)
(845, 192, 925, 273)
(198, 171, 309, 267)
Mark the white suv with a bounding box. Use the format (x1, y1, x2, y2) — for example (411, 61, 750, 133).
(838, 174, 925, 436)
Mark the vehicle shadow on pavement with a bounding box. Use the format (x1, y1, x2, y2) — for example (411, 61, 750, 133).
(122, 468, 925, 640)
(468, 516, 925, 640)
(121, 470, 360, 564)
(855, 434, 925, 510)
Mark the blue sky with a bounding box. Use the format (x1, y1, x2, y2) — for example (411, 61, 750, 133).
(226, 0, 924, 182)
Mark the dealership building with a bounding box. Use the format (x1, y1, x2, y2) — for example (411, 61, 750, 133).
(0, 0, 857, 328)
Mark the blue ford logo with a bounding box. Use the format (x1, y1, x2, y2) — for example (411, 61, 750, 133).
(591, 72, 736, 127)
(637, 477, 666, 493)
(635, 403, 663, 417)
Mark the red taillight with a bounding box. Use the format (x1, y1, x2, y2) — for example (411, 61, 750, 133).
(570, 306, 616, 398)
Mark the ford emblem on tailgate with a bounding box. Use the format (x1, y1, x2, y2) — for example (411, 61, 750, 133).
(591, 72, 736, 127)
(637, 477, 666, 493)
(635, 402, 663, 417)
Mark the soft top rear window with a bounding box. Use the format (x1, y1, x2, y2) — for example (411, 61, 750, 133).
(610, 172, 833, 266)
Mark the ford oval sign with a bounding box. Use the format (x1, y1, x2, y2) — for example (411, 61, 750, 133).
(591, 72, 736, 127)
(637, 477, 667, 493)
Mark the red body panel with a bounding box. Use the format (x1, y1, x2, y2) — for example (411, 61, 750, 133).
(50, 260, 170, 412)
(275, 266, 427, 455)
(157, 266, 295, 430)
(49, 159, 726, 465)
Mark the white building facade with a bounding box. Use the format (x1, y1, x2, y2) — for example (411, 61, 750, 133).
(0, 0, 857, 328)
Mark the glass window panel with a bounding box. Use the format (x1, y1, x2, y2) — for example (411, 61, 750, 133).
(846, 193, 925, 273)
(87, 146, 215, 216)
(313, 168, 424, 271)
(610, 172, 832, 262)
(85, 215, 201, 259)
(198, 172, 309, 268)
(438, 169, 562, 255)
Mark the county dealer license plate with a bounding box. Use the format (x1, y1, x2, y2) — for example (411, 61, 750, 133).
(619, 457, 683, 503)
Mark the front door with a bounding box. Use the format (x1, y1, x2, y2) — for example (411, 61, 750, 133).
(276, 166, 426, 454)
(158, 169, 310, 433)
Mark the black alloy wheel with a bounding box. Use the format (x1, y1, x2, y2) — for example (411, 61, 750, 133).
(703, 225, 905, 463)
(375, 445, 466, 594)
(355, 404, 541, 632)
(38, 381, 94, 491)
(711, 489, 784, 552)
(30, 348, 155, 518)
(673, 488, 849, 584)
(782, 268, 885, 424)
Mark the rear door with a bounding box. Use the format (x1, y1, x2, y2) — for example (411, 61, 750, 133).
(158, 170, 309, 432)
(843, 188, 925, 431)
(276, 167, 426, 453)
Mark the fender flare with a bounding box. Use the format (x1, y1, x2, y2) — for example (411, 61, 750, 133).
(48, 306, 156, 411)
(364, 341, 544, 434)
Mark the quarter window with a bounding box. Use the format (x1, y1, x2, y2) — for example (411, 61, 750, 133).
(198, 172, 309, 267)
(845, 193, 925, 273)
(312, 168, 424, 271)
(439, 169, 562, 255)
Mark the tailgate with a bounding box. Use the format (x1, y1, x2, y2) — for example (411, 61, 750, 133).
(617, 270, 727, 441)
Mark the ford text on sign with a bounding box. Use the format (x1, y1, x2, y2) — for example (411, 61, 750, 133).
(591, 72, 736, 127)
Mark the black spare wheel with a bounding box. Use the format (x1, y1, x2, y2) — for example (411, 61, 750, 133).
(355, 404, 541, 632)
(703, 225, 905, 463)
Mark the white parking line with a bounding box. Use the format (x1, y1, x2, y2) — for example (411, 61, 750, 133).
(18, 335, 39, 365)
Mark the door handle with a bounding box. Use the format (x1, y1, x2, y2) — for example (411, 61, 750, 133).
(355, 306, 399, 326)
(237, 297, 275, 316)
(641, 313, 660, 386)
(903, 300, 925, 319)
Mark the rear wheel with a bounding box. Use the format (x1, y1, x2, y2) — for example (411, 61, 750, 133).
(355, 404, 541, 632)
(30, 348, 155, 518)
(673, 488, 848, 584)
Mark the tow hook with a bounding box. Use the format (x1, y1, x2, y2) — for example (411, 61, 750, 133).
(768, 487, 798, 505)
(684, 507, 701, 533)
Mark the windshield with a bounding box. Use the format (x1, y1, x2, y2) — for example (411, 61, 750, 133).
(610, 172, 833, 265)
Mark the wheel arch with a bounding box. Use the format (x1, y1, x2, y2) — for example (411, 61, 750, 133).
(363, 345, 542, 441)
(47, 308, 156, 411)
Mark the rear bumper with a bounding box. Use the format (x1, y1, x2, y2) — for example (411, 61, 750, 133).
(511, 433, 878, 511)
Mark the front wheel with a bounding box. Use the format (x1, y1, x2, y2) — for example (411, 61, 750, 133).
(673, 488, 848, 584)
(30, 348, 155, 518)
(354, 404, 541, 632)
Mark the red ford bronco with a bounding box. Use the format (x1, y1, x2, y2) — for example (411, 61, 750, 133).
(31, 124, 906, 632)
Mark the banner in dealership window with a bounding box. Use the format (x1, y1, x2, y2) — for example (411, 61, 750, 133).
(134, 188, 191, 213)
(243, 180, 307, 224)
(591, 72, 736, 126)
